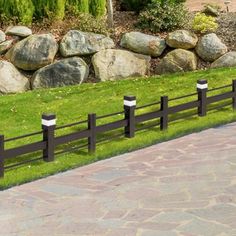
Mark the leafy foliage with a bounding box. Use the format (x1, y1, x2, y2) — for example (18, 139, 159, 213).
(137, 0, 189, 32)
(67, 12, 109, 35)
(120, 0, 186, 12)
(0, 0, 107, 24)
(90, 0, 106, 17)
(120, 0, 152, 12)
(0, 0, 34, 24)
(192, 13, 218, 33)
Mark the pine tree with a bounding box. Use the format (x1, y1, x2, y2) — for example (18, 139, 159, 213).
(89, 0, 106, 17)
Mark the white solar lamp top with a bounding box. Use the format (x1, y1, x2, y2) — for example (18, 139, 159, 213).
(197, 80, 208, 90)
(42, 114, 56, 127)
(124, 96, 136, 107)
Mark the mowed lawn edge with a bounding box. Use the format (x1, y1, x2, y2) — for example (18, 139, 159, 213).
(1, 67, 236, 189)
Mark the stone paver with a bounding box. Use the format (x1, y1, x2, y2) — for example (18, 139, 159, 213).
(1, 122, 236, 235)
(186, 0, 236, 12)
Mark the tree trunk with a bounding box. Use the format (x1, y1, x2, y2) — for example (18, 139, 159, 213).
(107, 0, 114, 28)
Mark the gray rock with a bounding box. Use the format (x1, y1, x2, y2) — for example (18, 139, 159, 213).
(60, 30, 115, 57)
(203, 5, 219, 17)
(32, 57, 89, 89)
(92, 49, 150, 81)
(155, 49, 197, 74)
(6, 34, 58, 71)
(0, 40, 14, 55)
(196, 33, 227, 62)
(0, 30, 5, 43)
(6, 26, 32, 37)
(211, 52, 236, 68)
(166, 30, 198, 49)
(120, 31, 166, 57)
(0, 60, 30, 94)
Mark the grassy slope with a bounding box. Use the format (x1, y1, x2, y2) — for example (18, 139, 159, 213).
(1, 67, 236, 189)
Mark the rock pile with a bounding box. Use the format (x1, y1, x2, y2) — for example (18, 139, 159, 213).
(0, 26, 233, 94)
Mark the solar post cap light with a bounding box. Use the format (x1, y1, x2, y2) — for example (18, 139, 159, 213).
(42, 114, 57, 127)
(42, 113, 56, 162)
(124, 96, 136, 138)
(124, 95, 136, 107)
(197, 80, 208, 117)
(197, 79, 208, 90)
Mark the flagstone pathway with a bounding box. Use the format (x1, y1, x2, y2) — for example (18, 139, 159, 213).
(0, 122, 236, 235)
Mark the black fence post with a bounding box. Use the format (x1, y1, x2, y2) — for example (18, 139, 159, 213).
(88, 113, 96, 153)
(124, 95, 136, 138)
(42, 113, 56, 162)
(0, 135, 4, 178)
(197, 79, 208, 117)
(232, 80, 236, 110)
(160, 96, 168, 130)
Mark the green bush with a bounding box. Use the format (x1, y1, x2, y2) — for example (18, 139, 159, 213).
(68, 12, 109, 35)
(0, 0, 34, 24)
(120, 0, 186, 12)
(192, 13, 218, 33)
(89, 0, 106, 17)
(32, 0, 66, 20)
(120, 0, 151, 12)
(0, 0, 107, 24)
(66, 0, 90, 14)
(137, 0, 188, 32)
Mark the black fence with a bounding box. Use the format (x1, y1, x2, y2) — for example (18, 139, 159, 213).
(0, 79, 235, 178)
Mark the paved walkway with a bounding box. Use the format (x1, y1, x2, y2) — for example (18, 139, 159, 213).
(186, 0, 236, 12)
(1, 123, 236, 236)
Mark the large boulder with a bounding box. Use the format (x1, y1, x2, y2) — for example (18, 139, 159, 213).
(60, 30, 115, 57)
(6, 26, 32, 37)
(166, 30, 198, 49)
(6, 34, 58, 71)
(155, 49, 197, 74)
(120, 31, 166, 57)
(92, 49, 150, 81)
(211, 52, 236, 69)
(0, 40, 13, 55)
(196, 33, 227, 62)
(32, 57, 89, 89)
(0, 30, 5, 43)
(0, 60, 30, 94)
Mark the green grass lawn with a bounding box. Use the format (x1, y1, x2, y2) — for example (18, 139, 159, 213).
(1, 67, 236, 190)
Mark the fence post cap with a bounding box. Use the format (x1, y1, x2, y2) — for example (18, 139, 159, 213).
(124, 95, 136, 107)
(42, 113, 56, 127)
(197, 79, 208, 90)
(197, 79, 207, 84)
(42, 113, 56, 120)
(161, 95, 168, 99)
(124, 95, 136, 101)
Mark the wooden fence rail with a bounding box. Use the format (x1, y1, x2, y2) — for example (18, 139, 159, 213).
(0, 79, 235, 178)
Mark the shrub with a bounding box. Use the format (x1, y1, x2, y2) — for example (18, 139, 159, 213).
(120, 0, 186, 12)
(67, 12, 109, 35)
(120, 0, 151, 12)
(0, 0, 107, 24)
(89, 0, 106, 17)
(192, 13, 218, 33)
(66, 0, 90, 14)
(32, 0, 66, 20)
(0, 0, 34, 25)
(137, 0, 189, 32)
